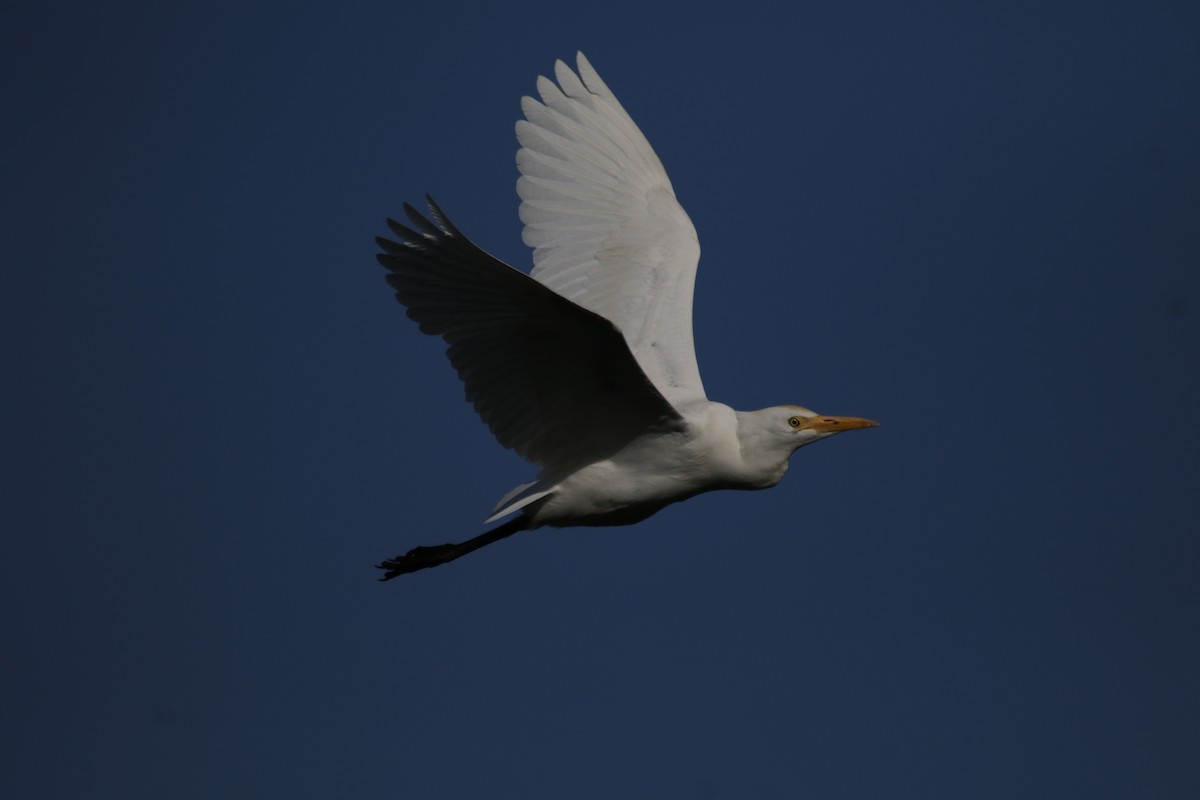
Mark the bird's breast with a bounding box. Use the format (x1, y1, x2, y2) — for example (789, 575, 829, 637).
(527, 404, 769, 527)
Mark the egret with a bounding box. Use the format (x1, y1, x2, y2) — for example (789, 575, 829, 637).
(375, 53, 876, 579)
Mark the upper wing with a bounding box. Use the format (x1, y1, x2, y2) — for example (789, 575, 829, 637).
(516, 53, 707, 409)
(376, 198, 684, 471)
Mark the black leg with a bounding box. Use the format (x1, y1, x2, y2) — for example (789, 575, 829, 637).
(376, 516, 528, 580)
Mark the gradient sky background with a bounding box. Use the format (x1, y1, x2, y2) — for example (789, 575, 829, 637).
(4, 1, 1199, 798)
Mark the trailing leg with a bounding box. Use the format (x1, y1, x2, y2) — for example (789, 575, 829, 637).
(376, 516, 528, 580)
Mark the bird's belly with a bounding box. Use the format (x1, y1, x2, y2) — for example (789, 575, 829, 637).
(526, 449, 725, 528)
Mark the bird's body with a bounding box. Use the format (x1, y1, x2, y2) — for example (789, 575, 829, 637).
(523, 402, 746, 527)
(510, 403, 816, 528)
(375, 54, 876, 578)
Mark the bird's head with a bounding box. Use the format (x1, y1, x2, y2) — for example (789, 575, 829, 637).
(731, 405, 877, 488)
(744, 405, 879, 456)
(785, 405, 878, 444)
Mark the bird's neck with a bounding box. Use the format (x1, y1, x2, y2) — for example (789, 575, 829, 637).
(732, 410, 794, 489)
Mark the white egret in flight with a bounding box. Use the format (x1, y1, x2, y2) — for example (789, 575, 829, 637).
(375, 53, 876, 579)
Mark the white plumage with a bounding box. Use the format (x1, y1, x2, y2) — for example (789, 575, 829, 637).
(517, 55, 706, 407)
(375, 53, 876, 578)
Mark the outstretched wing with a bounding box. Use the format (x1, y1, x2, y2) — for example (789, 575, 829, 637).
(516, 53, 707, 409)
(377, 198, 684, 471)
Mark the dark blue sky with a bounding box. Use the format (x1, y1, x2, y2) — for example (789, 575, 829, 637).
(4, 2, 1199, 797)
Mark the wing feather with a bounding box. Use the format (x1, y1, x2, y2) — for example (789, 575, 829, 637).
(377, 197, 684, 470)
(516, 53, 707, 406)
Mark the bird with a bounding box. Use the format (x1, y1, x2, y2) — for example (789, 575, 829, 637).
(374, 53, 877, 579)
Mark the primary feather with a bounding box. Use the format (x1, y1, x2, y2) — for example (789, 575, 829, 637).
(376, 197, 683, 473)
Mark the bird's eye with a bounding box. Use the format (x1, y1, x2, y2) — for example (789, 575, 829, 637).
(788, 416, 801, 428)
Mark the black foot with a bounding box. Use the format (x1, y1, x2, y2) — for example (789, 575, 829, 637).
(376, 543, 461, 580)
